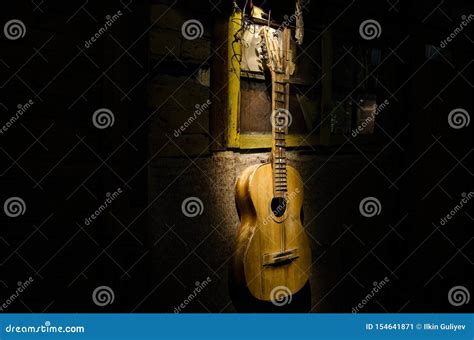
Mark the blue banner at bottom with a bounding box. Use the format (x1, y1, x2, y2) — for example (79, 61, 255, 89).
(0, 314, 472, 339)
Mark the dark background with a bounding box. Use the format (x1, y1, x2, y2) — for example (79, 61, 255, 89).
(0, 0, 472, 313)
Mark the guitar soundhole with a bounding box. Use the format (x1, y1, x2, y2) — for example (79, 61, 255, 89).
(271, 197, 286, 218)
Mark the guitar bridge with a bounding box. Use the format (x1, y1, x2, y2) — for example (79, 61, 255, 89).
(263, 248, 299, 266)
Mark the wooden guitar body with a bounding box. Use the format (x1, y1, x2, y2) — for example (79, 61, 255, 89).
(232, 163, 311, 301)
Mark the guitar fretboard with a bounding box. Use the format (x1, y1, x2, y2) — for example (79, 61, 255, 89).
(271, 73, 289, 199)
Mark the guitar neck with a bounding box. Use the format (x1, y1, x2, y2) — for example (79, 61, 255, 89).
(271, 28, 291, 199)
(271, 71, 290, 198)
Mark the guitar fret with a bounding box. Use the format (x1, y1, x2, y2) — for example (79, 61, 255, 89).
(272, 68, 289, 194)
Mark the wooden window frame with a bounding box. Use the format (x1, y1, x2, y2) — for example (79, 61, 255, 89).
(211, 11, 340, 150)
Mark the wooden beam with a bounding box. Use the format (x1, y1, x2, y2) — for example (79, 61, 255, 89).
(239, 134, 320, 149)
(226, 9, 242, 148)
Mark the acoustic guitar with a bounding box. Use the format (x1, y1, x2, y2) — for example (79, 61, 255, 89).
(232, 27, 311, 302)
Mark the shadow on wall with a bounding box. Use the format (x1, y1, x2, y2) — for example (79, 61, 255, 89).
(229, 279, 312, 312)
